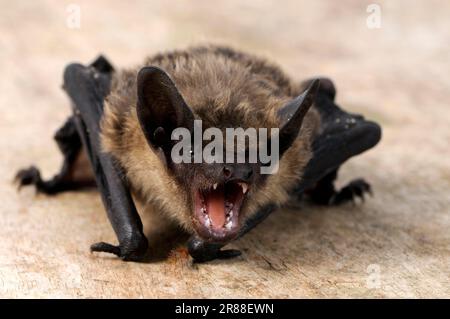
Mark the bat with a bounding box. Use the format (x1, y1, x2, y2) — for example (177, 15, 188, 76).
(15, 46, 381, 262)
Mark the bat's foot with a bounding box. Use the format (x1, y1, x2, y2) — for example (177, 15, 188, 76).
(90, 233, 148, 262)
(330, 178, 372, 205)
(15, 117, 93, 196)
(15, 166, 48, 192)
(14, 165, 78, 195)
(305, 169, 373, 206)
(187, 237, 242, 263)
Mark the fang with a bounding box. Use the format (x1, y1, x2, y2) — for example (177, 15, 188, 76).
(238, 182, 248, 194)
(225, 220, 233, 230)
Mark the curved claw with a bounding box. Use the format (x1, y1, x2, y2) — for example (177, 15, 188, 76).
(216, 249, 242, 260)
(350, 178, 372, 203)
(14, 166, 41, 190)
(331, 178, 373, 205)
(91, 242, 121, 256)
(187, 237, 241, 263)
(90, 235, 148, 262)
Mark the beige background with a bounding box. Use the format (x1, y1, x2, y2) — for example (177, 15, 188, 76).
(1, 0, 449, 298)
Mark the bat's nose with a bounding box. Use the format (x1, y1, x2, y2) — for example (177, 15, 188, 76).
(223, 165, 253, 183)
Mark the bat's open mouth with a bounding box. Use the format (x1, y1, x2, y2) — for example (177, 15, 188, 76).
(193, 181, 248, 242)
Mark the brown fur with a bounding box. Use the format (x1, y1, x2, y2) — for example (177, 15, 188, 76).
(101, 45, 321, 233)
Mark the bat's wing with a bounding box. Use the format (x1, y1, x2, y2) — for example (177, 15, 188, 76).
(296, 92, 382, 193)
(63, 58, 148, 261)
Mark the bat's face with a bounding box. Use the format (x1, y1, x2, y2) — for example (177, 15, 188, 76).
(136, 67, 319, 244)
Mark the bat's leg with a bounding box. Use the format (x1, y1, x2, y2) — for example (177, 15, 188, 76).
(15, 116, 95, 194)
(306, 169, 372, 205)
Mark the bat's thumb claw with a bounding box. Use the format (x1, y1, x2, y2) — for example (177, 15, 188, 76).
(217, 249, 242, 260)
(90, 242, 121, 256)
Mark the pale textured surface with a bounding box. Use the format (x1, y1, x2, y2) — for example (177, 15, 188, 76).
(1, 0, 449, 298)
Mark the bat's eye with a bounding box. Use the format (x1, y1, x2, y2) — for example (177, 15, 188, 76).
(153, 127, 166, 145)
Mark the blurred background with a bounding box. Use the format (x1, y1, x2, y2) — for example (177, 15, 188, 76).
(0, 0, 449, 298)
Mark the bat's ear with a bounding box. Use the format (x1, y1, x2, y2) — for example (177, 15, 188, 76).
(302, 77, 336, 100)
(278, 79, 320, 155)
(137, 66, 195, 154)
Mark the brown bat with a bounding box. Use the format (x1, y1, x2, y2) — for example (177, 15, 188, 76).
(16, 45, 381, 262)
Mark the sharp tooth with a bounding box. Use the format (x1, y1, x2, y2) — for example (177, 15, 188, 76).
(224, 209, 233, 224)
(225, 220, 233, 230)
(213, 183, 218, 190)
(238, 182, 248, 194)
(205, 218, 211, 228)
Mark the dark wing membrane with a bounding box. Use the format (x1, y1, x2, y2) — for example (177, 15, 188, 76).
(296, 94, 382, 193)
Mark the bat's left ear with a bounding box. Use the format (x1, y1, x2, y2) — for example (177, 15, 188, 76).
(277, 79, 320, 155)
(136, 66, 195, 155)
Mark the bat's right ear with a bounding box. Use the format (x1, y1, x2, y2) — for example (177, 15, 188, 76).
(136, 66, 195, 154)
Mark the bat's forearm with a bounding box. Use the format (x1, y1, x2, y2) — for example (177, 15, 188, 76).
(65, 61, 148, 261)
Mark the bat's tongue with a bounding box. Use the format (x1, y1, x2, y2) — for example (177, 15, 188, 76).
(206, 187, 226, 229)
